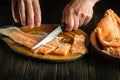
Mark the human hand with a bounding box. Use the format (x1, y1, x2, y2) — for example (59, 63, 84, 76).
(62, 0, 99, 31)
(12, 0, 41, 28)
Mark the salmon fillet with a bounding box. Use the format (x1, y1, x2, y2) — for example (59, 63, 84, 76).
(34, 36, 72, 55)
(34, 44, 56, 55)
(70, 34, 87, 54)
(47, 37, 62, 47)
(34, 37, 62, 55)
(95, 9, 120, 47)
(54, 43, 71, 56)
(35, 34, 87, 56)
(0, 27, 44, 49)
(95, 9, 120, 57)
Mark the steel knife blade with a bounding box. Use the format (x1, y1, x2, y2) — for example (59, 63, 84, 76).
(32, 24, 65, 50)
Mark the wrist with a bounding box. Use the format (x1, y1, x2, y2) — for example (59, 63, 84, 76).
(70, 0, 100, 7)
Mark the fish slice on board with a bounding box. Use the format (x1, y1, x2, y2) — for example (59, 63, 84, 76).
(0, 27, 47, 49)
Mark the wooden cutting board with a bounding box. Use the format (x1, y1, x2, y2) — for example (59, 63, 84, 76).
(1, 24, 89, 62)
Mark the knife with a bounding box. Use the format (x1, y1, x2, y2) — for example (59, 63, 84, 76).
(32, 23, 66, 50)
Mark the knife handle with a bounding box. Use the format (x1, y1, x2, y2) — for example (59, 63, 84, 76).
(61, 23, 66, 31)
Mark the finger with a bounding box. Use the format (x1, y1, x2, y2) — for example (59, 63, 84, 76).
(83, 16, 92, 26)
(25, 0, 34, 28)
(11, 0, 19, 23)
(65, 15, 74, 31)
(33, 0, 41, 27)
(18, 0, 26, 26)
(73, 15, 79, 30)
(64, 10, 74, 31)
(79, 14, 85, 27)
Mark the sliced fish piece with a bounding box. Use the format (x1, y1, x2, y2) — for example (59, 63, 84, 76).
(54, 43, 71, 56)
(34, 44, 56, 55)
(70, 34, 87, 54)
(34, 37, 61, 55)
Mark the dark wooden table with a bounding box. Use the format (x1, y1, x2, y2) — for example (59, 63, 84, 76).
(0, 1, 120, 80)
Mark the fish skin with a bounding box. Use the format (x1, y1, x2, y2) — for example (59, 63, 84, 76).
(0, 27, 44, 49)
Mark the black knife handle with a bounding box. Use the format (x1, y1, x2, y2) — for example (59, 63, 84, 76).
(61, 23, 66, 31)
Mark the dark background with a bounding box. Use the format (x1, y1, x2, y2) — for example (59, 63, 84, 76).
(0, 0, 70, 27)
(0, 0, 120, 33)
(0, 0, 120, 80)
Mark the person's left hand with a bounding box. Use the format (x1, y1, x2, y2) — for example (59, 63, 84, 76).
(12, 0, 41, 28)
(62, 0, 99, 31)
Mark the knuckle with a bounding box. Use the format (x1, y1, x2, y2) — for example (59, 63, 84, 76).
(66, 8, 73, 14)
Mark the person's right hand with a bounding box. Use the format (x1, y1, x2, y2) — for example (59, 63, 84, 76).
(62, 0, 99, 31)
(12, 0, 41, 28)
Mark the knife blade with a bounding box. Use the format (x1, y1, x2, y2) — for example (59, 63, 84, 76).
(32, 24, 65, 50)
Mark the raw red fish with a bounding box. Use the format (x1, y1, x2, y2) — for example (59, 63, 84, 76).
(0, 27, 45, 49)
